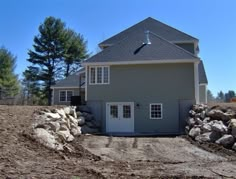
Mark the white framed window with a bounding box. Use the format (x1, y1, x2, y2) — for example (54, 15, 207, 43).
(59, 90, 74, 102)
(150, 103, 163, 119)
(89, 66, 110, 85)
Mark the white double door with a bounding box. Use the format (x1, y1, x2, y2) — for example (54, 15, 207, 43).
(106, 102, 134, 133)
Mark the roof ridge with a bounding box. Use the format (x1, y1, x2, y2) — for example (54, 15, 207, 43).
(147, 17, 198, 42)
(99, 17, 198, 47)
(148, 31, 199, 59)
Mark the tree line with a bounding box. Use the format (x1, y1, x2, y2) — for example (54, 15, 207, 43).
(207, 90, 236, 102)
(0, 16, 88, 105)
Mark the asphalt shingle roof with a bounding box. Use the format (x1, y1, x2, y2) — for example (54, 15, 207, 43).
(52, 68, 85, 88)
(99, 17, 198, 47)
(85, 30, 199, 63)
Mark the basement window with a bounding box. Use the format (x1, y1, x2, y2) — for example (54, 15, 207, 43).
(59, 90, 74, 102)
(89, 66, 110, 85)
(150, 103, 163, 119)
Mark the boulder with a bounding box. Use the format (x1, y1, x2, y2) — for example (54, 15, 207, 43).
(59, 123, 69, 131)
(57, 130, 74, 142)
(48, 121, 60, 132)
(200, 111, 206, 119)
(71, 126, 82, 136)
(56, 108, 66, 118)
(82, 112, 94, 122)
(203, 117, 211, 124)
(44, 112, 61, 119)
(215, 134, 235, 147)
(211, 120, 228, 134)
(78, 106, 92, 113)
(81, 125, 99, 134)
(68, 115, 78, 126)
(232, 143, 236, 151)
(195, 118, 203, 125)
(207, 109, 224, 120)
(189, 110, 196, 117)
(185, 126, 190, 133)
(201, 123, 212, 133)
(195, 132, 211, 142)
(187, 118, 196, 127)
(229, 119, 236, 137)
(77, 116, 85, 126)
(33, 128, 63, 151)
(189, 127, 201, 138)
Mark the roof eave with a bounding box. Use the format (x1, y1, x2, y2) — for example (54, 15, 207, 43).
(82, 58, 200, 66)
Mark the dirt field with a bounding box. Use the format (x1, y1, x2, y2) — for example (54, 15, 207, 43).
(0, 105, 236, 179)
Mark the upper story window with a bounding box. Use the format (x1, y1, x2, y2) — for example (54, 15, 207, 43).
(89, 66, 110, 85)
(150, 103, 163, 119)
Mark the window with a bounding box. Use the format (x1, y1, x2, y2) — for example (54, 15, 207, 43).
(110, 105, 118, 118)
(150, 103, 162, 119)
(123, 105, 131, 118)
(89, 66, 109, 84)
(59, 90, 73, 102)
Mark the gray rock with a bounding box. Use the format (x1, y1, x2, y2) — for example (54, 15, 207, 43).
(189, 127, 201, 138)
(215, 134, 235, 147)
(189, 110, 196, 117)
(82, 112, 94, 122)
(77, 116, 85, 126)
(200, 111, 206, 119)
(71, 126, 81, 136)
(48, 121, 60, 132)
(211, 120, 228, 134)
(33, 128, 63, 151)
(59, 123, 69, 131)
(187, 118, 196, 127)
(209, 131, 222, 142)
(56, 108, 66, 118)
(203, 117, 211, 124)
(68, 115, 78, 126)
(207, 109, 224, 120)
(195, 118, 203, 125)
(232, 143, 236, 151)
(57, 130, 74, 142)
(81, 125, 99, 134)
(44, 112, 61, 119)
(185, 126, 190, 133)
(229, 119, 236, 137)
(195, 132, 211, 142)
(78, 105, 92, 113)
(201, 123, 212, 133)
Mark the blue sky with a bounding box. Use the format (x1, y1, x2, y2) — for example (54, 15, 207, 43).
(0, 0, 235, 96)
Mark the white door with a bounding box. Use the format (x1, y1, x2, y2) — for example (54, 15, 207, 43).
(106, 102, 134, 133)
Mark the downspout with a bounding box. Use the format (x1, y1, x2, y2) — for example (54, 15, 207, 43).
(194, 61, 200, 104)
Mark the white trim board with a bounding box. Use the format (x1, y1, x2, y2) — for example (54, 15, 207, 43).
(51, 86, 85, 89)
(83, 59, 200, 66)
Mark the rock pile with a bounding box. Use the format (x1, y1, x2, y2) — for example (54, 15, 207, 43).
(31, 106, 100, 151)
(186, 104, 236, 151)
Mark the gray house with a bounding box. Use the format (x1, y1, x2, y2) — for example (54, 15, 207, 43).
(83, 17, 208, 134)
(51, 69, 85, 105)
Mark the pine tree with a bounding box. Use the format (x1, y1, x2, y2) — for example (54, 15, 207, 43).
(63, 29, 88, 77)
(27, 17, 68, 105)
(26, 16, 88, 105)
(0, 47, 19, 99)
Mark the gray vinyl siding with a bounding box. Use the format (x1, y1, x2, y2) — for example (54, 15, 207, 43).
(199, 85, 207, 104)
(53, 88, 81, 105)
(175, 43, 195, 54)
(87, 63, 195, 134)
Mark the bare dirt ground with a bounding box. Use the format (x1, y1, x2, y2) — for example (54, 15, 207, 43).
(0, 105, 236, 179)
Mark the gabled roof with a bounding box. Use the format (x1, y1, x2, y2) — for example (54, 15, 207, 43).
(84, 31, 199, 64)
(199, 60, 208, 84)
(99, 17, 198, 47)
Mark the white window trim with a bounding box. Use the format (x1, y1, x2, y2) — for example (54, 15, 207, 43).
(89, 66, 110, 85)
(149, 103, 163, 119)
(59, 90, 74, 102)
